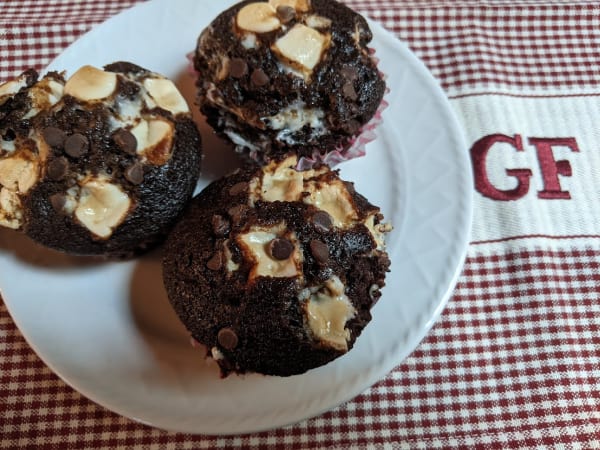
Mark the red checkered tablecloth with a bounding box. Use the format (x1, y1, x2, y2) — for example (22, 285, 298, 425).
(2, 0, 600, 448)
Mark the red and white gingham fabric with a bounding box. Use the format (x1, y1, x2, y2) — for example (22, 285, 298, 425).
(2, 0, 600, 448)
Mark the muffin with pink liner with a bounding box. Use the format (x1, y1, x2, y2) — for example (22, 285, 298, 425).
(191, 0, 387, 167)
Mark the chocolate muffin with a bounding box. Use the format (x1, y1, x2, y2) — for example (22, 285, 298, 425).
(0, 63, 202, 257)
(163, 156, 391, 377)
(193, 0, 386, 166)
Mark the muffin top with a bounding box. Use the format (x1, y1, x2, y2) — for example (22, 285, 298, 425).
(163, 156, 391, 376)
(0, 63, 202, 256)
(193, 0, 386, 160)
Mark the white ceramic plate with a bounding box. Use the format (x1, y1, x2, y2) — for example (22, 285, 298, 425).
(0, 0, 472, 435)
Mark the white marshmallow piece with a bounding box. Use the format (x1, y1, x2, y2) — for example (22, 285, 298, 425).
(130, 118, 174, 165)
(143, 78, 189, 115)
(237, 2, 281, 33)
(273, 24, 327, 71)
(75, 178, 131, 239)
(64, 65, 117, 102)
(0, 156, 38, 194)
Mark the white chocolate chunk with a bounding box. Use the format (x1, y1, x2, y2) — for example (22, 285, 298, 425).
(62, 185, 80, 215)
(130, 120, 149, 150)
(305, 14, 332, 29)
(130, 118, 174, 165)
(237, 225, 302, 280)
(0, 155, 38, 193)
(0, 187, 22, 229)
(303, 276, 356, 351)
(249, 155, 322, 204)
(75, 178, 131, 238)
(258, 164, 304, 202)
(250, 156, 386, 238)
(303, 180, 357, 228)
(273, 24, 327, 71)
(237, 3, 281, 33)
(269, 0, 310, 12)
(143, 78, 189, 115)
(64, 65, 117, 101)
(241, 33, 259, 49)
(211, 347, 224, 361)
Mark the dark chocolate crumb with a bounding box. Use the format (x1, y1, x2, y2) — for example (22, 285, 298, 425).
(343, 119, 361, 135)
(342, 82, 358, 101)
(269, 238, 294, 260)
(217, 327, 239, 350)
(340, 65, 359, 81)
(344, 181, 355, 194)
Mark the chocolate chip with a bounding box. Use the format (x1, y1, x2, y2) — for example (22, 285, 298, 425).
(112, 128, 137, 155)
(250, 68, 269, 87)
(229, 182, 248, 196)
(42, 127, 66, 148)
(206, 251, 223, 271)
(217, 328, 238, 350)
(310, 239, 329, 264)
(342, 82, 358, 101)
(269, 238, 294, 260)
(312, 211, 333, 232)
(64, 133, 88, 158)
(124, 162, 144, 185)
(49, 193, 66, 212)
(47, 157, 69, 180)
(341, 65, 359, 81)
(227, 205, 248, 224)
(212, 215, 231, 237)
(229, 58, 248, 78)
(276, 5, 295, 23)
